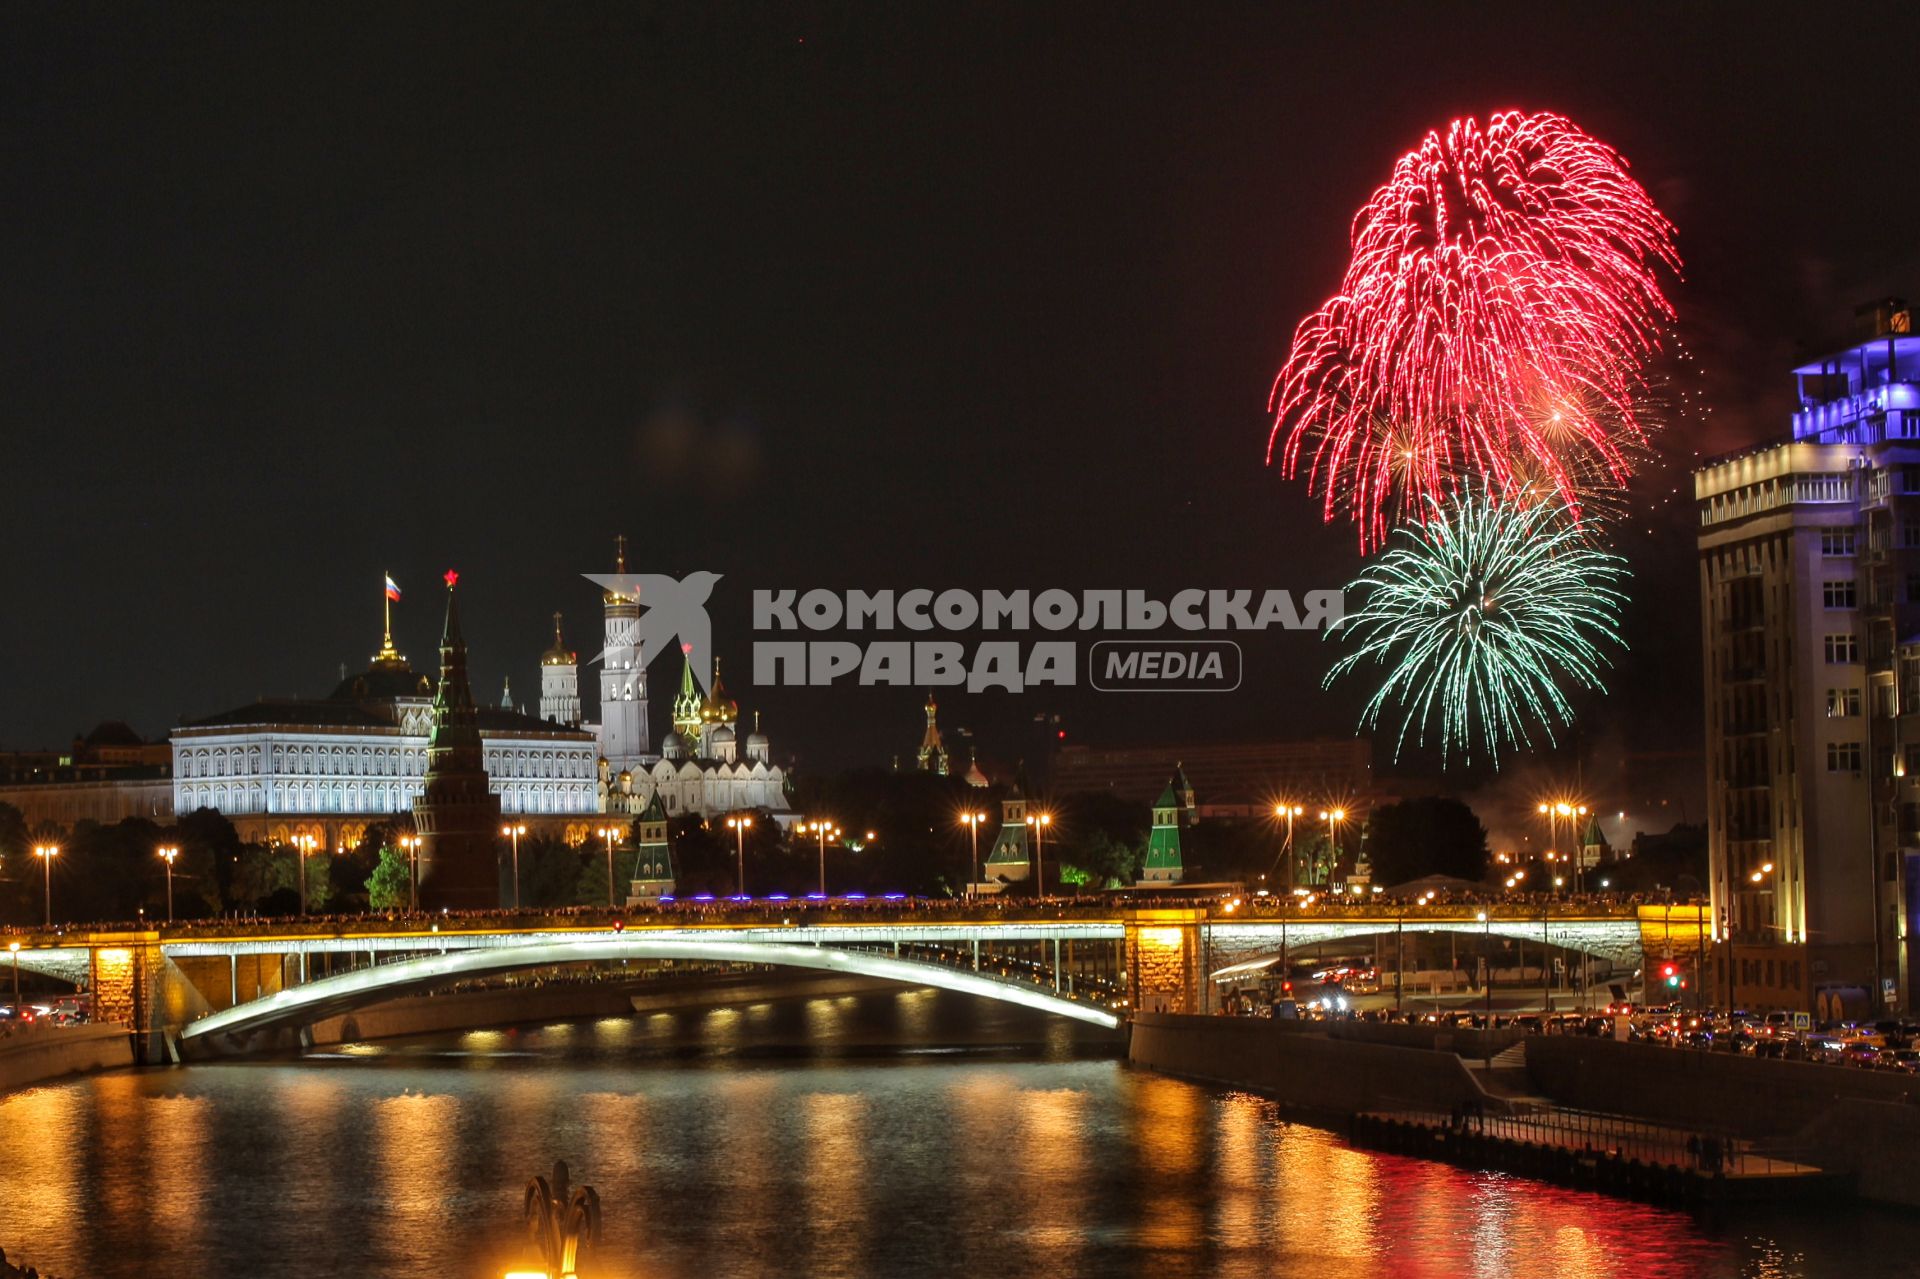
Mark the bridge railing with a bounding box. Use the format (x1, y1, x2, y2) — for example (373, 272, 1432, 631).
(0, 891, 1707, 949)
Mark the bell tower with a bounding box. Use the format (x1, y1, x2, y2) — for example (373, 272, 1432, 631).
(598, 534, 650, 769)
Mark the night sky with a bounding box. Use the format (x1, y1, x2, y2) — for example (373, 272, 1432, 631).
(7, 4, 1920, 802)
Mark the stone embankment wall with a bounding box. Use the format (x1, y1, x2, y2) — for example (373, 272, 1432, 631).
(1127, 1013, 1488, 1115)
(0, 1024, 131, 1094)
(1525, 1035, 1920, 1140)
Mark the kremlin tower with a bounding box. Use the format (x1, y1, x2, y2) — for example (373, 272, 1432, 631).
(414, 572, 504, 909)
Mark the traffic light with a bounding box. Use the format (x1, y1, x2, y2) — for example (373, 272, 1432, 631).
(1661, 961, 1680, 989)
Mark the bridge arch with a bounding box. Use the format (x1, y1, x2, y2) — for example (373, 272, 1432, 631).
(180, 936, 1120, 1053)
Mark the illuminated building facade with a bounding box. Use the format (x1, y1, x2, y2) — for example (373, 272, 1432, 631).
(172, 597, 599, 850)
(1696, 298, 1920, 1012)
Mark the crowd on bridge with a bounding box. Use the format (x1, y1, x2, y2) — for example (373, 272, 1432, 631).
(0, 885, 1708, 943)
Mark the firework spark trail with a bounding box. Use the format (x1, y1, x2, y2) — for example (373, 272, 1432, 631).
(1325, 489, 1629, 766)
(1269, 111, 1679, 550)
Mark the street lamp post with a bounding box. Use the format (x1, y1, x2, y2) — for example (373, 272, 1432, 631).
(804, 820, 840, 896)
(7, 942, 17, 1015)
(597, 826, 623, 907)
(726, 816, 753, 895)
(398, 834, 420, 911)
(31, 845, 57, 927)
(1317, 809, 1346, 887)
(501, 824, 527, 909)
(157, 845, 180, 923)
(960, 812, 985, 900)
(1025, 812, 1052, 897)
(1274, 804, 1304, 892)
(292, 835, 318, 916)
(1478, 911, 1493, 1065)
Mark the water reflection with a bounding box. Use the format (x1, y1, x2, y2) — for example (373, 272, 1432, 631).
(144, 1090, 211, 1258)
(803, 1092, 866, 1276)
(374, 1091, 455, 1263)
(0, 990, 1908, 1278)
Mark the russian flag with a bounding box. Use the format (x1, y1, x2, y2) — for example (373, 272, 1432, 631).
(384, 575, 402, 602)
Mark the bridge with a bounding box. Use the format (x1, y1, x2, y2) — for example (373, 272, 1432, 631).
(0, 901, 1709, 1059)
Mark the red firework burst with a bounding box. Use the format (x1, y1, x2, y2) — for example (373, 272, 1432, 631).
(1268, 111, 1679, 550)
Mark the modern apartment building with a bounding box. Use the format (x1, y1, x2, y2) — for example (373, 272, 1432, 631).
(1696, 298, 1920, 1013)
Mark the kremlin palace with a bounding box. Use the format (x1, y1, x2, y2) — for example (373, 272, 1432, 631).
(0, 541, 791, 851)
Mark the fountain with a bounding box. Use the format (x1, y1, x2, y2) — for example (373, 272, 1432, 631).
(517, 1160, 602, 1279)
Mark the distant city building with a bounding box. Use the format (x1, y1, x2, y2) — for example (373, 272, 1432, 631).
(1049, 738, 1373, 819)
(0, 722, 175, 828)
(1695, 297, 1920, 1012)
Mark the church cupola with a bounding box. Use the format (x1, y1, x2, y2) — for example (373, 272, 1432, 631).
(917, 692, 949, 775)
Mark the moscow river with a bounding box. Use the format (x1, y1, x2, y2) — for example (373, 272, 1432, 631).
(0, 988, 1913, 1278)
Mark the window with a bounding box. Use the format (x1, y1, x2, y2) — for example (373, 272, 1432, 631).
(1826, 634, 1860, 663)
(1903, 523, 1920, 549)
(1906, 743, 1920, 778)
(1828, 688, 1861, 718)
(1824, 580, 1857, 609)
(1828, 742, 1863, 773)
(1823, 530, 1858, 556)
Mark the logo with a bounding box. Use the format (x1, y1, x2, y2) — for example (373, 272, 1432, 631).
(1090, 640, 1242, 692)
(748, 588, 1341, 692)
(580, 569, 724, 693)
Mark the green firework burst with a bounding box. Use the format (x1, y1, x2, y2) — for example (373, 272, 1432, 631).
(1326, 489, 1629, 766)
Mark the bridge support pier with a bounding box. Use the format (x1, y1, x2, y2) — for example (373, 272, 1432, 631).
(1124, 909, 1205, 1015)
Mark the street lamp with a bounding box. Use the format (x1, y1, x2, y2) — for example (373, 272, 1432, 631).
(398, 834, 421, 911)
(1318, 809, 1346, 886)
(157, 845, 180, 923)
(1477, 910, 1493, 1051)
(803, 819, 840, 896)
(725, 815, 753, 895)
(31, 845, 57, 927)
(501, 824, 527, 909)
(960, 812, 986, 900)
(596, 826, 624, 907)
(1274, 804, 1305, 892)
(293, 834, 319, 916)
(1024, 812, 1053, 896)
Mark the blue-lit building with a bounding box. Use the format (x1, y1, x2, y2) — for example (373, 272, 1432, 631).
(1696, 298, 1920, 1015)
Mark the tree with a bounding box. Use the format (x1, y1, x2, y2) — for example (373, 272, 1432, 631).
(365, 846, 413, 911)
(176, 808, 243, 912)
(1059, 830, 1142, 889)
(1364, 797, 1490, 886)
(519, 836, 587, 908)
